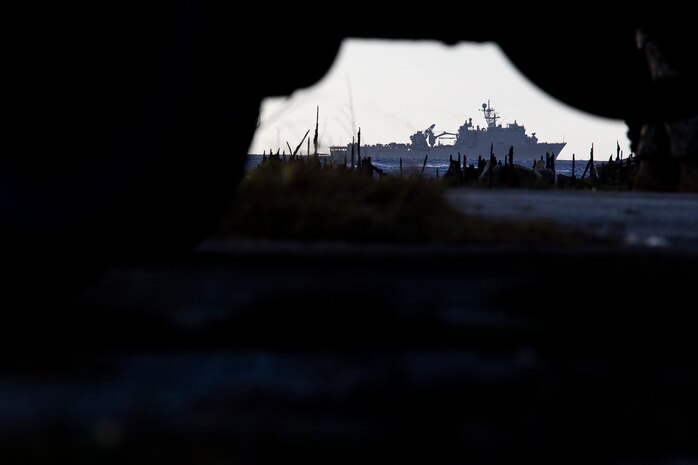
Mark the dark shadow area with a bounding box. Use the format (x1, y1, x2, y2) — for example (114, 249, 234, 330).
(3, 3, 698, 464)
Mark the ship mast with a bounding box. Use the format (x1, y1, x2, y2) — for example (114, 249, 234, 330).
(480, 100, 499, 128)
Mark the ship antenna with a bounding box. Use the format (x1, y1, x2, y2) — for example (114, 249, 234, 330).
(480, 100, 499, 128)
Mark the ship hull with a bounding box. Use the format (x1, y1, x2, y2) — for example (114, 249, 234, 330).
(330, 141, 566, 164)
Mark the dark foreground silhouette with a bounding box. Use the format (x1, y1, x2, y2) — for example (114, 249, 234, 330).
(4, 4, 697, 300)
(3, 4, 698, 464)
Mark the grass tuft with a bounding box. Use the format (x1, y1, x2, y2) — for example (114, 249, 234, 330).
(216, 159, 597, 245)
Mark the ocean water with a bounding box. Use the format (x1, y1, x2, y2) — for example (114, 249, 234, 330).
(244, 154, 605, 179)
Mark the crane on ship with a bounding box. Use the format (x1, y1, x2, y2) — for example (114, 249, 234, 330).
(424, 124, 457, 147)
(424, 124, 437, 146)
(434, 130, 457, 139)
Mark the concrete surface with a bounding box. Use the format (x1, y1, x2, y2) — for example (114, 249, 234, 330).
(446, 189, 698, 251)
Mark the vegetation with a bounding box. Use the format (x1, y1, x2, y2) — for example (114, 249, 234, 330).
(216, 157, 597, 245)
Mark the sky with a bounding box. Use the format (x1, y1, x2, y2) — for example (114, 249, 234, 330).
(249, 38, 631, 160)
